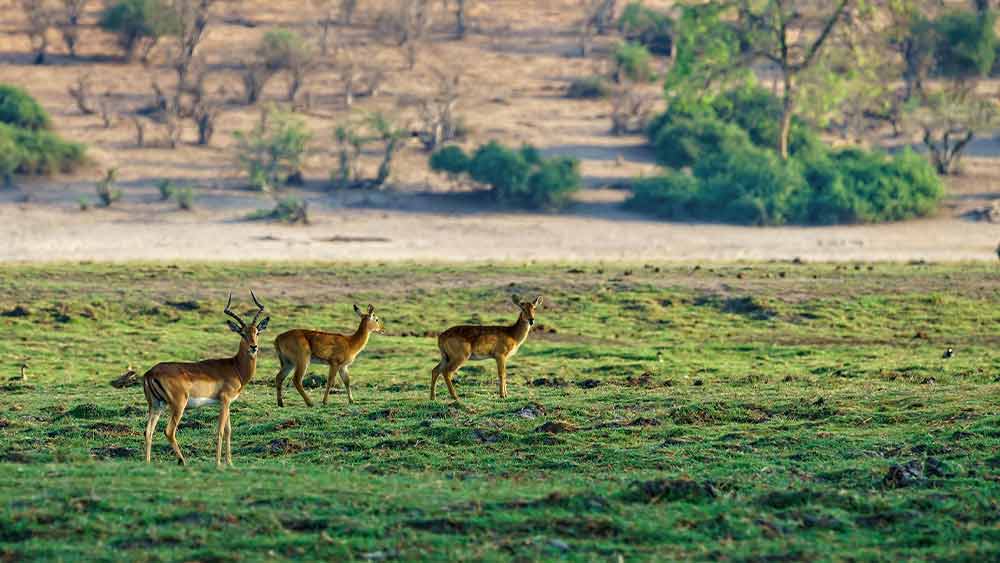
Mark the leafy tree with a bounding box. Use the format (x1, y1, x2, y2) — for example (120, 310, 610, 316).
(233, 108, 311, 191)
(100, 0, 182, 61)
(665, 1, 854, 160)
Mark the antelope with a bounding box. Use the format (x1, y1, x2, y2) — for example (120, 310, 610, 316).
(141, 291, 269, 467)
(273, 304, 384, 407)
(431, 295, 542, 402)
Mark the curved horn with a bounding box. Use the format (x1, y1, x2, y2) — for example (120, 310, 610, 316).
(223, 292, 246, 329)
(249, 289, 265, 326)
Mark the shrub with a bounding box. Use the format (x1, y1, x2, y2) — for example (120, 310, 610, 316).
(619, 2, 673, 55)
(0, 123, 85, 175)
(429, 142, 582, 209)
(650, 113, 751, 169)
(627, 137, 945, 225)
(249, 196, 309, 224)
(96, 168, 122, 207)
(174, 186, 195, 210)
(933, 10, 997, 79)
(100, 0, 181, 61)
(0, 85, 50, 130)
(429, 145, 470, 176)
(566, 76, 611, 99)
(157, 179, 174, 200)
(234, 108, 311, 191)
(614, 42, 655, 82)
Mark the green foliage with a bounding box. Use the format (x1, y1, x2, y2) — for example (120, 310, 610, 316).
(0, 123, 85, 176)
(234, 108, 311, 192)
(933, 10, 997, 79)
(257, 28, 313, 72)
(428, 145, 470, 176)
(429, 142, 582, 209)
(636, 87, 945, 225)
(618, 1, 673, 55)
(99, 0, 181, 59)
(0, 85, 50, 131)
(156, 179, 174, 201)
(614, 42, 655, 82)
(565, 76, 611, 99)
(174, 186, 195, 210)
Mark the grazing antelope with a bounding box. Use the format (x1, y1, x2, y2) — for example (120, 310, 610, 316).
(142, 291, 269, 467)
(273, 304, 384, 407)
(431, 295, 542, 401)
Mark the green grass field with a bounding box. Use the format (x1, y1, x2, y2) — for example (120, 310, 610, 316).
(1, 262, 998, 561)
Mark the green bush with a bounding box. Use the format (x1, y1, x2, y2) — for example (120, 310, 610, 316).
(628, 140, 944, 225)
(566, 76, 611, 99)
(429, 142, 582, 209)
(234, 109, 311, 191)
(157, 179, 175, 200)
(100, 0, 181, 60)
(258, 29, 312, 72)
(619, 2, 673, 55)
(0, 123, 85, 175)
(429, 145, 470, 176)
(174, 186, 195, 210)
(650, 113, 751, 168)
(0, 85, 50, 130)
(933, 10, 997, 79)
(614, 42, 655, 82)
(635, 85, 944, 225)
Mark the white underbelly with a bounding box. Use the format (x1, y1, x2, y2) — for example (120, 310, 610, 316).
(187, 397, 220, 408)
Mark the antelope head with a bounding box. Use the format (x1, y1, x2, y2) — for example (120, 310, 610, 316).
(353, 303, 385, 334)
(224, 290, 270, 358)
(512, 294, 543, 326)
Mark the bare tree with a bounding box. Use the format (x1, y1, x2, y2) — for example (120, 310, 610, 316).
(610, 83, 655, 135)
(411, 67, 463, 150)
(340, 0, 359, 25)
(131, 115, 147, 147)
(173, 0, 215, 89)
(376, 0, 432, 69)
(311, 0, 336, 55)
(98, 91, 116, 128)
(68, 74, 96, 115)
(58, 0, 88, 58)
(240, 60, 274, 104)
(446, 0, 473, 38)
(21, 0, 55, 64)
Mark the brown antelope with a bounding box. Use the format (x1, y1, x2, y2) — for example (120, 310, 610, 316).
(141, 291, 269, 467)
(431, 295, 542, 401)
(273, 304, 384, 407)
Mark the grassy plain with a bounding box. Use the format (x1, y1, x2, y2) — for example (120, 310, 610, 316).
(0, 262, 998, 561)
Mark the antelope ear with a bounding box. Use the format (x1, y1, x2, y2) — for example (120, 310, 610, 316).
(226, 320, 242, 334)
(257, 316, 270, 332)
(354, 304, 363, 317)
(533, 296, 543, 306)
(511, 294, 521, 305)
(367, 304, 375, 315)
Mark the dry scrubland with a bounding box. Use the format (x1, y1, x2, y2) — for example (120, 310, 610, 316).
(0, 262, 999, 560)
(0, 1, 998, 261)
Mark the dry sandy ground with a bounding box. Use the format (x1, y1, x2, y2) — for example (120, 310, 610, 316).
(2, 185, 997, 262)
(0, 1, 998, 262)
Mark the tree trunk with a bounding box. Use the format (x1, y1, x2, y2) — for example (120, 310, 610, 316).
(778, 77, 794, 160)
(455, 0, 467, 38)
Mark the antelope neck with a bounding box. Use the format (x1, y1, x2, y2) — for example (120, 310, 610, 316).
(509, 314, 532, 343)
(233, 339, 257, 386)
(349, 319, 371, 351)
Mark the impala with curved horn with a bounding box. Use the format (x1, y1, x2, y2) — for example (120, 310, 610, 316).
(142, 290, 269, 467)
